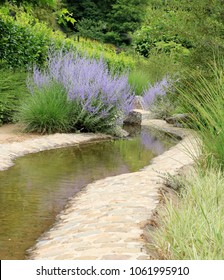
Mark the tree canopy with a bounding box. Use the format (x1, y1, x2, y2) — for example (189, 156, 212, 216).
(66, 0, 148, 44)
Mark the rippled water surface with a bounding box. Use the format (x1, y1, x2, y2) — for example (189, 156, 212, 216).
(0, 126, 177, 259)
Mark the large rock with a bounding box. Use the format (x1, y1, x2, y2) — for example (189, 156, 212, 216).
(123, 111, 142, 125)
(133, 96, 145, 110)
(165, 113, 191, 127)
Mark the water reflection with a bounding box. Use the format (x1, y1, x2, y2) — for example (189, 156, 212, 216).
(0, 127, 176, 259)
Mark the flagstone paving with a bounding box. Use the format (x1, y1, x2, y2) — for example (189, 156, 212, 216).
(0, 115, 199, 260)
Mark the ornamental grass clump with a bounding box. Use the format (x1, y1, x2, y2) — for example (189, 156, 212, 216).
(153, 168, 224, 259)
(20, 51, 134, 134)
(17, 82, 71, 134)
(176, 62, 224, 169)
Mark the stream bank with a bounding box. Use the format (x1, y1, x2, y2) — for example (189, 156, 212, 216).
(0, 113, 199, 260)
(29, 118, 199, 260)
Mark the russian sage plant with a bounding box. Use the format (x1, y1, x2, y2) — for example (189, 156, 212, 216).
(24, 51, 134, 133)
(142, 77, 170, 110)
(142, 77, 175, 118)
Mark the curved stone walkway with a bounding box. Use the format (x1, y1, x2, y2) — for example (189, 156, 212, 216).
(26, 119, 199, 260)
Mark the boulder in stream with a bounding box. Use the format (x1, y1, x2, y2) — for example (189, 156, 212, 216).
(123, 111, 142, 125)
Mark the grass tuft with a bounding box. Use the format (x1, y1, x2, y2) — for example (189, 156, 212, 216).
(17, 82, 71, 134)
(153, 168, 224, 260)
(0, 68, 28, 125)
(176, 61, 224, 169)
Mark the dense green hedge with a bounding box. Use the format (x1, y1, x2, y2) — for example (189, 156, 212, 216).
(0, 18, 49, 67)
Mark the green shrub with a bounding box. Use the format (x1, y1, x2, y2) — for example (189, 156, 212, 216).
(132, 7, 193, 59)
(0, 17, 50, 68)
(0, 68, 28, 125)
(17, 82, 71, 134)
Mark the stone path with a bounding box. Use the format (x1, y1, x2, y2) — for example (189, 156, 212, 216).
(25, 119, 198, 260)
(0, 133, 111, 171)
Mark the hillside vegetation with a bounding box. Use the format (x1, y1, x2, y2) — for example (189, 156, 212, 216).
(1, 0, 224, 260)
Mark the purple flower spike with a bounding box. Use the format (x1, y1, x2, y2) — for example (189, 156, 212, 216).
(29, 50, 135, 128)
(142, 77, 172, 110)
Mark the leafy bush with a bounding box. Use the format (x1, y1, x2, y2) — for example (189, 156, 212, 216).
(56, 8, 76, 29)
(0, 16, 50, 68)
(132, 7, 193, 59)
(17, 82, 71, 134)
(0, 68, 28, 125)
(18, 51, 134, 134)
(76, 19, 105, 41)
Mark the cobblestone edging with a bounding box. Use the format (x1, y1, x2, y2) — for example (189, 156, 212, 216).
(26, 118, 199, 260)
(0, 133, 111, 171)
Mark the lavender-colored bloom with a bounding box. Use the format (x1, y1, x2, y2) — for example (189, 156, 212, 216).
(31, 51, 134, 126)
(27, 66, 51, 94)
(142, 77, 171, 110)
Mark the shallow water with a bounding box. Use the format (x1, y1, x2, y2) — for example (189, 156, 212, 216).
(0, 127, 176, 259)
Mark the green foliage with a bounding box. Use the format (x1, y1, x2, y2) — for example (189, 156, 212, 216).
(17, 82, 71, 133)
(66, 0, 106, 21)
(154, 41, 190, 58)
(0, 68, 28, 125)
(76, 19, 105, 41)
(0, 1, 57, 7)
(56, 8, 76, 28)
(107, 0, 147, 36)
(66, 0, 148, 45)
(128, 51, 185, 97)
(132, 6, 193, 58)
(68, 99, 118, 134)
(128, 69, 150, 95)
(0, 4, 136, 72)
(136, 54, 183, 84)
(176, 60, 224, 169)
(133, 1, 224, 68)
(149, 94, 177, 119)
(0, 17, 49, 68)
(154, 168, 224, 259)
